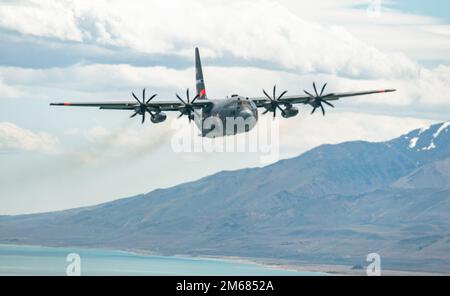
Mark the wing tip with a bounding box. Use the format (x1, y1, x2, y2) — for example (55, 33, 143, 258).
(50, 102, 71, 106)
(380, 89, 396, 93)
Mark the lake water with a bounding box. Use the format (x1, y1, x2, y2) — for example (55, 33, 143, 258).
(0, 244, 321, 276)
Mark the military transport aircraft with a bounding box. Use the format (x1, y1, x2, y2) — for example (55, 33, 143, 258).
(51, 48, 396, 137)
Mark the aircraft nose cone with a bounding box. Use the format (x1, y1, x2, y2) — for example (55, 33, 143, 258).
(239, 110, 254, 120)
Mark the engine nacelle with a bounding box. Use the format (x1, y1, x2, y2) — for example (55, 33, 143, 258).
(281, 106, 299, 118)
(151, 112, 167, 123)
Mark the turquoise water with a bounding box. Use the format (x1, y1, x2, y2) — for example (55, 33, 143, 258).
(0, 244, 320, 276)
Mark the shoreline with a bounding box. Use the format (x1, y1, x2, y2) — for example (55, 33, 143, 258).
(124, 248, 448, 276)
(1, 243, 447, 276)
(176, 255, 449, 276)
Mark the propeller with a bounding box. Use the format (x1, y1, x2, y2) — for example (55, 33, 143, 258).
(262, 85, 288, 119)
(130, 88, 157, 124)
(175, 88, 199, 123)
(304, 82, 335, 116)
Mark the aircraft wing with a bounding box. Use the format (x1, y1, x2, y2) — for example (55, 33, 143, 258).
(251, 89, 396, 107)
(50, 100, 212, 111)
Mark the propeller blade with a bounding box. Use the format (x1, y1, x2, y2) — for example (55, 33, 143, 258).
(304, 90, 315, 98)
(132, 92, 141, 104)
(323, 100, 335, 108)
(129, 89, 159, 123)
(191, 94, 200, 104)
(276, 104, 286, 115)
(277, 90, 288, 101)
(146, 94, 157, 104)
(320, 83, 327, 96)
(176, 93, 187, 105)
(261, 86, 287, 117)
(263, 89, 272, 101)
(304, 83, 335, 115)
(176, 89, 201, 121)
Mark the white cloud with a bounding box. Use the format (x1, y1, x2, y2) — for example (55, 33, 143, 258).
(278, 1, 450, 61)
(0, 64, 191, 98)
(0, 0, 448, 112)
(0, 122, 58, 153)
(415, 65, 450, 105)
(0, 0, 446, 78)
(0, 0, 83, 41)
(1, 63, 450, 110)
(0, 1, 448, 110)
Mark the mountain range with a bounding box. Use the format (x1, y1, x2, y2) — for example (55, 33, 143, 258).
(1, 121, 449, 273)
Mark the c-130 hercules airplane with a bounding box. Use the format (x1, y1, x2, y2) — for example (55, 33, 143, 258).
(51, 47, 396, 137)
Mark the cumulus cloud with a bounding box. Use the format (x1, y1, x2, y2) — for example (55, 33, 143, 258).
(0, 0, 436, 79)
(0, 0, 83, 41)
(1, 63, 449, 111)
(0, 64, 192, 98)
(0, 1, 448, 111)
(278, 1, 450, 61)
(0, 122, 58, 153)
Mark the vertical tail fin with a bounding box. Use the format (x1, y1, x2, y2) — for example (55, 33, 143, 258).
(195, 47, 207, 100)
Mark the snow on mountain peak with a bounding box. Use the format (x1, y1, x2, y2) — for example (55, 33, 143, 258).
(422, 142, 436, 151)
(433, 121, 450, 139)
(406, 121, 449, 151)
(418, 125, 431, 135)
(409, 137, 418, 148)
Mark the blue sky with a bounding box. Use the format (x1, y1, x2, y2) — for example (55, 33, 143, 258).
(386, 0, 450, 22)
(0, 0, 449, 214)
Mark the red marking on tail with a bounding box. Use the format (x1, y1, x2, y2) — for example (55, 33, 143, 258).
(200, 89, 206, 96)
(63, 102, 71, 106)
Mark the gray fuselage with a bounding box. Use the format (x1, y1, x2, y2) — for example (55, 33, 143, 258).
(195, 95, 259, 138)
